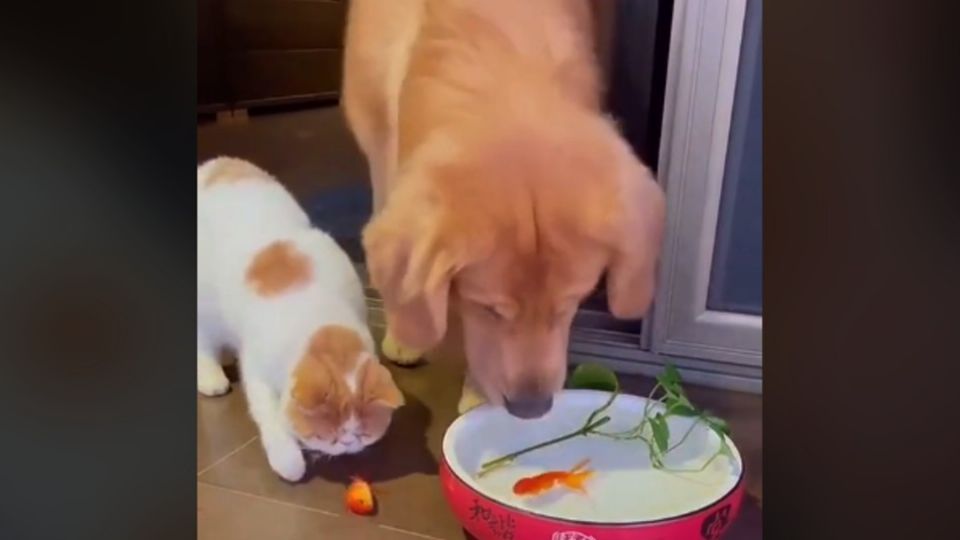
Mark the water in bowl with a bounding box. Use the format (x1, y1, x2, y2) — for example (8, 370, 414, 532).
(443, 391, 742, 524)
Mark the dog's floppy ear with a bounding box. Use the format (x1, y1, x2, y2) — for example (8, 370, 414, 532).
(362, 187, 458, 351)
(606, 159, 666, 319)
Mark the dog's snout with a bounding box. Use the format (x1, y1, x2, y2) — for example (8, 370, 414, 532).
(503, 395, 553, 419)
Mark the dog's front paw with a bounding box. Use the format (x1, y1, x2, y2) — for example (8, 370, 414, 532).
(381, 331, 424, 366)
(197, 357, 230, 397)
(457, 380, 487, 415)
(264, 436, 306, 482)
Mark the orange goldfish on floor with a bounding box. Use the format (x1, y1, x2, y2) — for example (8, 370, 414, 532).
(512, 459, 595, 497)
(345, 477, 376, 515)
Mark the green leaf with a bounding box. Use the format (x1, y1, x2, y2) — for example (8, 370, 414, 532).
(666, 401, 699, 417)
(656, 363, 682, 391)
(650, 413, 670, 453)
(664, 390, 694, 410)
(648, 443, 665, 469)
(703, 415, 731, 437)
(569, 363, 619, 392)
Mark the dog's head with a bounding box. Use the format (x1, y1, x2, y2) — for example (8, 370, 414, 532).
(363, 117, 664, 419)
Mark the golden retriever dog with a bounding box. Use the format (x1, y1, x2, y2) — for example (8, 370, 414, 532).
(342, 0, 665, 419)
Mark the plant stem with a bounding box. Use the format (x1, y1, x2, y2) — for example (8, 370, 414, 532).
(595, 430, 655, 450)
(598, 384, 662, 440)
(582, 391, 620, 432)
(474, 377, 731, 478)
(597, 416, 648, 439)
(642, 383, 661, 420)
(477, 416, 612, 478)
(661, 446, 724, 473)
(666, 419, 699, 453)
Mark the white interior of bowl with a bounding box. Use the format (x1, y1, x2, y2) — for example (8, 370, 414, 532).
(442, 390, 743, 524)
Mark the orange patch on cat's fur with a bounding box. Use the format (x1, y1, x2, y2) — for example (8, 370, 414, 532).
(246, 241, 312, 297)
(203, 157, 268, 186)
(306, 325, 366, 375)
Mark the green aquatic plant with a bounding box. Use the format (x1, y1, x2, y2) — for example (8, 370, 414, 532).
(476, 363, 734, 478)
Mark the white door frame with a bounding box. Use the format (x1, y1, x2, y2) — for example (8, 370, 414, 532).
(650, 0, 762, 368)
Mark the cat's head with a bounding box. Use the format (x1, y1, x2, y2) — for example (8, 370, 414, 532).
(284, 325, 404, 455)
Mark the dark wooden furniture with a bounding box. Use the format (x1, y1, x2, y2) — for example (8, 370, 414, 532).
(198, 0, 347, 114)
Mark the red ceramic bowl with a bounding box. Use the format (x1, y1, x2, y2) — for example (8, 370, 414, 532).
(440, 390, 745, 540)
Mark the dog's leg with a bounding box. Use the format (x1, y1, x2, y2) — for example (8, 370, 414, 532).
(371, 122, 398, 214)
(380, 330, 424, 365)
(457, 374, 487, 415)
(376, 125, 429, 365)
(370, 157, 387, 214)
(367, 143, 425, 366)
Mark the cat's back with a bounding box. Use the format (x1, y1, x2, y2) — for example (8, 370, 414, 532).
(197, 157, 313, 332)
(197, 157, 310, 253)
(253, 227, 367, 327)
(197, 157, 368, 344)
(239, 227, 372, 369)
(296, 227, 366, 310)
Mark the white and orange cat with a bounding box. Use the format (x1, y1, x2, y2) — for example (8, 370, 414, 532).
(197, 157, 403, 482)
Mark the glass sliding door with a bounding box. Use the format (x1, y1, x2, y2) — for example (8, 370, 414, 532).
(651, 0, 762, 388)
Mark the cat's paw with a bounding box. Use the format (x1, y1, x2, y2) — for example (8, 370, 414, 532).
(264, 436, 306, 482)
(457, 380, 487, 415)
(197, 358, 230, 397)
(381, 331, 424, 366)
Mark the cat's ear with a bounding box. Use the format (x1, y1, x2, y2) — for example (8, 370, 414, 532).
(357, 357, 404, 409)
(290, 353, 340, 412)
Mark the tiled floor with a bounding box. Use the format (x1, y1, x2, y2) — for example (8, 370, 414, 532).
(197, 323, 762, 539)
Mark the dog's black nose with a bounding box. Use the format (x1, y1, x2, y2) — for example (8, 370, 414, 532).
(504, 395, 553, 419)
